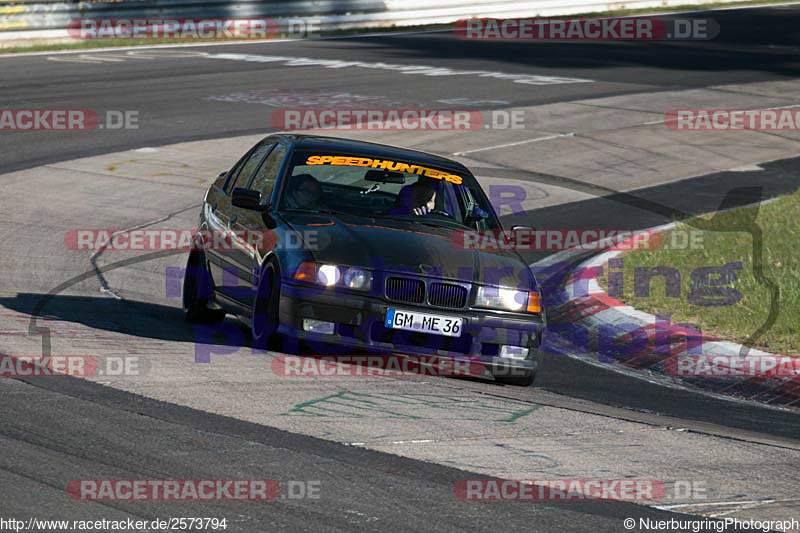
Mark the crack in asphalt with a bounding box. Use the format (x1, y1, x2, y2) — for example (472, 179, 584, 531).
(89, 203, 200, 300)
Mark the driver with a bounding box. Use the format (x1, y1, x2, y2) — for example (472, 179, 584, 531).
(285, 173, 323, 210)
(411, 179, 437, 216)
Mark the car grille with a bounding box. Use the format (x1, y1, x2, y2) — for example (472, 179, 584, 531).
(385, 277, 468, 308)
(428, 282, 468, 308)
(386, 277, 425, 304)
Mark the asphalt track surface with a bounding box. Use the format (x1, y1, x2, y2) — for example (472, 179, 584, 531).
(2, 5, 800, 532)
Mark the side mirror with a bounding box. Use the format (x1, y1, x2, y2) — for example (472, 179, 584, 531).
(218, 171, 227, 178)
(232, 188, 268, 212)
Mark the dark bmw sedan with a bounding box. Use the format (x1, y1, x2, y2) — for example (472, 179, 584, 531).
(183, 134, 545, 386)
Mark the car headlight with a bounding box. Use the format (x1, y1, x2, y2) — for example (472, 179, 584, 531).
(343, 267, 370, 289)
(475, 286, 540, 313)
(293, 262, 372, 290)
(317, 264, 340, 286)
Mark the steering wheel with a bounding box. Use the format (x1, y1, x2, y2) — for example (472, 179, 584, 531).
(428, 208, 454, 218)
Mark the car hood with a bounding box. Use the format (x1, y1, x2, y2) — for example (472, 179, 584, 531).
(282, 212, 535, 289)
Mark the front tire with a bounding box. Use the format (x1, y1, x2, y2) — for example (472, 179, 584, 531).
(496, 372, 536, 387)
(182, 250, 226, 324)
(494, 344, 543, 387)
(251, 260, 280, 350)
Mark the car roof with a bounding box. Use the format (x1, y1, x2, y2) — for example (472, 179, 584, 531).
(275, 134, 472, 175)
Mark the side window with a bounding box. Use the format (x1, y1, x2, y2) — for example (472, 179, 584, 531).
(222, 150, 252, 192)
(250, 144, 287, 205)
(230, 142, 275, 192)
(462, 185, 493, 229)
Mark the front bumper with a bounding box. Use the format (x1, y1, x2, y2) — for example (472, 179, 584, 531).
(275, 281, 545, 376)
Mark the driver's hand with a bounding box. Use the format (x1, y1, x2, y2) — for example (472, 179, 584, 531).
(413, 206, 431, 216)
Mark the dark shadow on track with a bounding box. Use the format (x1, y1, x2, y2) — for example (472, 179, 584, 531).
(0, 293, 242, 347)
(499, 155, 800, 251)
(337, 8, 800, 81)
(0, 292, 499, 386)
(536, 343, 800, 441)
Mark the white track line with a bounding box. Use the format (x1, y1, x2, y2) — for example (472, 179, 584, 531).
(656, 499, 780, 510)
(453, 132, 575, 156)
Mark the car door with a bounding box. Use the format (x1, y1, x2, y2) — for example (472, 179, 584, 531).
(229, 142, 288, 306)
(205, 147, 253, 291)
(208, 140, 276, 303)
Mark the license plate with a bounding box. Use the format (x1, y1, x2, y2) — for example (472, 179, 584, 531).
(385, 309, 463, 337)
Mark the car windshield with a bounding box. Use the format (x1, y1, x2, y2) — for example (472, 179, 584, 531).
(279, 151, 497, 228)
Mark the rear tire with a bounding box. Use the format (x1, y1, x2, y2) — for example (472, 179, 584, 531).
(182, 250, 226, 324)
